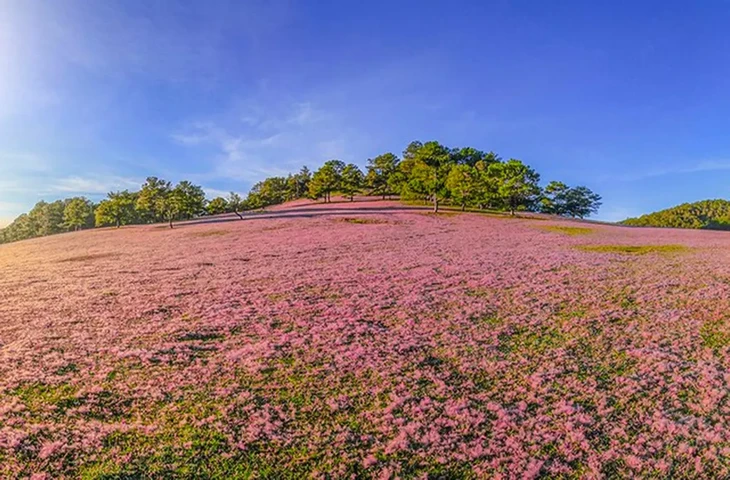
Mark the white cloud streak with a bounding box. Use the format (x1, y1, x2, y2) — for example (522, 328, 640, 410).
(602, 160, 730, 182)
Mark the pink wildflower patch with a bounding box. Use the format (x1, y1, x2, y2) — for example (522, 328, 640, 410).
(1, 205, 730, 477)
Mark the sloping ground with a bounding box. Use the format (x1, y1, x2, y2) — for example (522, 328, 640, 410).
(3, 207, 730, 477)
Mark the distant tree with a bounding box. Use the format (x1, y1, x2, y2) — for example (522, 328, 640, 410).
(564, 186, 602, 219)
(136, 177, 172, 223)
(621, 199, 730, 229)
(207, 197, 228, 215)
(63, 197, 94, 231)
(173, 181, 206, 219)
(0, 213, 33, 243)
(541, 182, 602, 218)
(488, 159, 541, 215)
(366, 153, 400, 199)
(95, 191, 138, 228)
(158, 181, 206, 228)
(226, 192, 245, 220)
(473, 159, 500, 209)
(286, 166, 312, 200)
(407, 141, 455, 212)
(27, 200, 66, 237)
(446, 164, 479, 211)
(340, 163, 364, 201)
(450, 147, 501, 167)
(309, 160, 345, 203)
(540, 181, 571, 215)
(248, 176, 289, 208)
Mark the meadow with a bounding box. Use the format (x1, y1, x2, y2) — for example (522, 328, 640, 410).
(3, 201, 730, 478)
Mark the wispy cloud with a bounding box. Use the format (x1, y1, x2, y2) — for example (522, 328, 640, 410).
(202, 187, 245, 199)
(173, 102, 357, 184)
(602, 160, 730, 182)
(49, 175, 141, 195)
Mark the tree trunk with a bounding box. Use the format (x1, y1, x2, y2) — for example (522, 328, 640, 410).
(169, 218, 174, 229)
(461, 202, 466, 211)
(433, 195, 439, 213)
(234, 210, 243, 220)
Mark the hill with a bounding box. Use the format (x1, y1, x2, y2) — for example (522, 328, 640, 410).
(2, 202, 730, 478)
(620, 199, 730, 229)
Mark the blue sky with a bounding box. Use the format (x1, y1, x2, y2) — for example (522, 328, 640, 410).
(2, 0, 730, 225)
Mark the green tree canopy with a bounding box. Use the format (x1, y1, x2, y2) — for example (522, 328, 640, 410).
(226, 192, 245, 219)
(63, 197, 94, 231)
(95, 191, 138, 228)
(487, 159, 541, 215)
(366, 153, 400, 199)
(207, 197, 228, 215)
(445, 164, 479, 211)
(340, 163, 364, 201)
(309, 160, 344, 203)
(541, 182, 602, 218)
(407, 141, 455, 212)
(286, 166, 312, 200)
(136, 177, 172, 223)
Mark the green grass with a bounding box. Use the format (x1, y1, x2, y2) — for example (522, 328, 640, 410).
(576, 244, 690, 255)
(541, 225, 593, 236)
(701, 318, 730, 350)
(188, 230, 229, 237)
(339, 217, 386, 224)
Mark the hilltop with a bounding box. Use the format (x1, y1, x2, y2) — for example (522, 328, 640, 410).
(3, 202, 730, 478)
(620, 199, 730, 230)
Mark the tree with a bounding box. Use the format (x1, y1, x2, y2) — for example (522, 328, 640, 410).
(173, 181, 206, 220)
(159, 189, 182, 229)
(158, 181, 206, 228)
(27, 200, 66, 237)
(136, 177, 172, 223)
(340, 163, 364, 201)
(227, 192, 245, 220)
(366, 153, 400, 199)
(207, 197, 228, 215)
(248, 177, 289, 208)
(450, 147, 501, 167)
(564, 186, 602, 219)
(407, 141, 455, 212)
(309, 160, 344, 203)
(286, 166, 312, 200)
(95, 191, 138, 228)
(473, 159, 500, 210)
(488, 159, 541, 215)
(63, 197, 94, 231)
(446, 164, 478, 211)
(541, 182, 602, 218)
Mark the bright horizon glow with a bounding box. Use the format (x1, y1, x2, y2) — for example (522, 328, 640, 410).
(2, 0, 730, 225)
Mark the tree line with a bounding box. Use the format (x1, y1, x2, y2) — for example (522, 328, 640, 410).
(0, 140, 601, 244)
(620, 199, 730, 230)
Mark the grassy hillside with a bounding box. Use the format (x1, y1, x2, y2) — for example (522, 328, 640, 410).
(620, 199, 730, 229)
(2, 203, 730, 478)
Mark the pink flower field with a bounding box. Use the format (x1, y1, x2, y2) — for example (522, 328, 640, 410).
(4, 203, 730, 478)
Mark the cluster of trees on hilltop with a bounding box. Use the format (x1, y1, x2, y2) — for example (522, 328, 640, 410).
(621, 199, 730, 230)
(230, 141, 601, 216)
(219, 141, 601, 216)
(0, 139, 602, 245)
